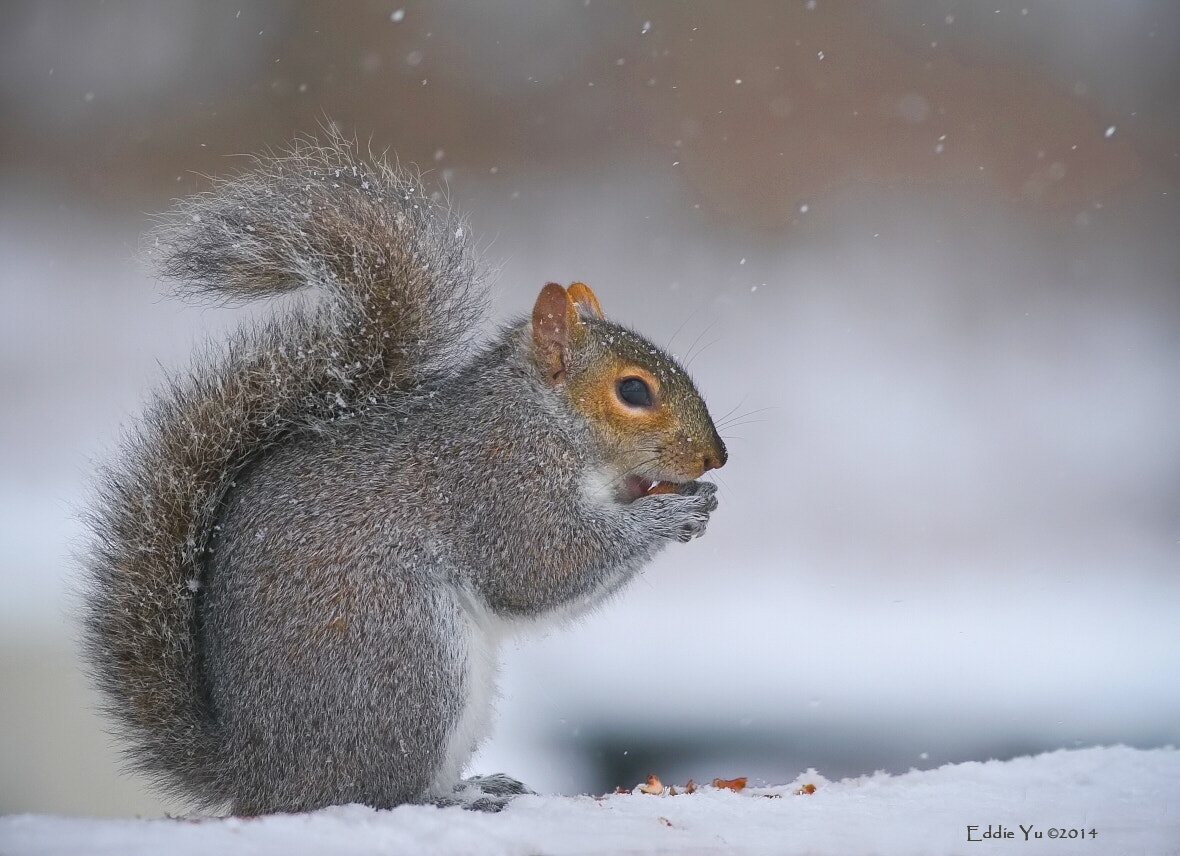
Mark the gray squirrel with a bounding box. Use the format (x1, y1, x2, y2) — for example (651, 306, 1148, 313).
(83, 134, 727, 815)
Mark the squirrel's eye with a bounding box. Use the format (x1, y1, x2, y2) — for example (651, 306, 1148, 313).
(616, 376, 654, 408)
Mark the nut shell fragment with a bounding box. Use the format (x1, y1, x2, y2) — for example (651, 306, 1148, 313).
(712, 776, 748, 792)
(638, 774, 665, 795)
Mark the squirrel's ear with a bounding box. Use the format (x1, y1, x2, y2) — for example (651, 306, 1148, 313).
(568, 282, 604, 320)
(532, 282, 581, 385)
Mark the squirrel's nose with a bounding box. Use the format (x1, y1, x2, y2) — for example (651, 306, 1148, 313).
(701, 434, 728, 473)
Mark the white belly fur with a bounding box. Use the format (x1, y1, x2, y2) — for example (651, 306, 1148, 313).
(428, 587, 507, 796)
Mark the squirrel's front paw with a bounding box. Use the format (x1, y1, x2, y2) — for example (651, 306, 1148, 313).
(643, 481, 719, 542)
(682, 480, 719, 510)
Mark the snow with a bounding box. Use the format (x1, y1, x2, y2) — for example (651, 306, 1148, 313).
(2, 746, 1176, 855)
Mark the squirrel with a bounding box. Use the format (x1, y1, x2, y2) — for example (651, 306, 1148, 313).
(82, 133, 727, 815)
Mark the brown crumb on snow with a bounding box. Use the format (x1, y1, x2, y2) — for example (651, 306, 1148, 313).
(638, 774, 665, 795)
(712, 776, 748, 792)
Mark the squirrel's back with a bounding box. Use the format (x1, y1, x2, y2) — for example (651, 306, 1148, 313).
(82, 134, 485, 809)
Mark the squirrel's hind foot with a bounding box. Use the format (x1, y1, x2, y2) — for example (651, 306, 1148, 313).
(432, 773, 533, 812)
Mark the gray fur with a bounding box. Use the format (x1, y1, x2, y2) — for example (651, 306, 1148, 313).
(82, 133, 722, 814)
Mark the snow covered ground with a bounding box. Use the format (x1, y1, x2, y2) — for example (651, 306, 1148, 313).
(3, 746, 1177, 855)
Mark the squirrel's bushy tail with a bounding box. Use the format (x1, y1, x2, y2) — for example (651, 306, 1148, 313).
(82, 133, 484, 808)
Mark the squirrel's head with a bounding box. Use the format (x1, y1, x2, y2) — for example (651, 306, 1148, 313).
(530, 282, 728, 503)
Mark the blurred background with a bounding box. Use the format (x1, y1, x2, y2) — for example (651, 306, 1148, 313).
(1, 0, 1177, 817)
